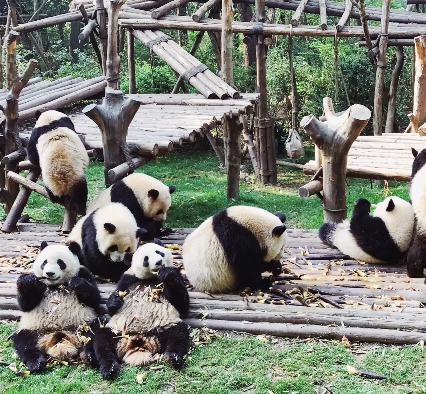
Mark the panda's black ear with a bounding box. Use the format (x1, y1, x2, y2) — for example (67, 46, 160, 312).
(412, 148, 419, 158)
(124, 252, 133, 266)
(169, 185, 176, 194)
(148, 189, 159, 200)
(40, 241, 48, 251)
(274, 212, 286, 223)
(68, 241, 81, 256)
(104, 223, 116, 233)
(272, 225, 286, 236)
(35, 110, 42, 120)
(136, 227, 149, 241)
(386, 198, 395, 212)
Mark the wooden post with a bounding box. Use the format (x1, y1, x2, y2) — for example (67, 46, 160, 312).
(385, 46, 404, 133)
(300, 98, 371, 223)
(221, 0, 233, 85)
(408, 36, 426, 134)
(255, 0, 276, 184)
(372, 0, 390, 135)
(82, 88, 141, 186)
(127, 29, 136, 93)
(224, 117, 242, 199)
(106, 0, 125, 90)
(0, 35, 3, 89)
(95, 0, 108, 75)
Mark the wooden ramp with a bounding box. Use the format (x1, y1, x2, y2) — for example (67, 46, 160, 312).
(1, 224, 425, 345)
(303, 133, 426, 181)
(18, 93, 258, 159)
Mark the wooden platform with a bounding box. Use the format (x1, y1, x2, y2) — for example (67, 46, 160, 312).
(1, 223, 425, 345)
(303, 133, 426, 181)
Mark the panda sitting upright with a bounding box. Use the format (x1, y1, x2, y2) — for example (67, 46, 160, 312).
(319, 196, 415, 264)
(27, 110, 89, 216)
(12, 242, 101, 373)
(88, 243, 190, 380)
(407, 148, 426, 277)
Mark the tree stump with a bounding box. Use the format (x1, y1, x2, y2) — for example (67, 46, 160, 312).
(83, 88, 141, 186)
(300, 98, 371, 223)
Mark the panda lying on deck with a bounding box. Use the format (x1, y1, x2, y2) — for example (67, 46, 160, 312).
(319, 196, 415, 264)
(87, 243, 190, 380)
(12, 242, 101, 373)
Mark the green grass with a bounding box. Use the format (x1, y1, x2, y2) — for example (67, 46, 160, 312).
(0, 147, 417, 393)
(0, 147, 410, 230)
(1, 322, 426, 393)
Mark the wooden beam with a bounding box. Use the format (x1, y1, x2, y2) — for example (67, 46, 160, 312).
(291, 0, 309, 27)
(336, 0, 352, 32)
(192, 0, 221, 22)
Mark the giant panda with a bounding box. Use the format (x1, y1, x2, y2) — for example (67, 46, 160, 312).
(87, 173, 176, 240)
(407, 148, 426, 277)
(319, 196, 415, 264)
(87, 243, 190, 380)
(12, 241, 101, 373)
(182, 205, 287, 293)
(67, 202, 146, 281)
(27, 110, 89, 216)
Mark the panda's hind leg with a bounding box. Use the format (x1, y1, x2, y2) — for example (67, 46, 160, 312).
(68, 178, 88, 216)
(159, 322, 190, 370)
(12, 329, 47, 373)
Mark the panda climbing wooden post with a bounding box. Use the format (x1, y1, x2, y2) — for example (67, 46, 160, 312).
(83, 88, 142, 186)
(300, 98, 371, 223)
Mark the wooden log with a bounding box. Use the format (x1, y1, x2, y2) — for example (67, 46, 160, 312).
(241, 114, 259, 179)
(359, 39, 413, 47)
(299, 180, 323, 198)
(192, 0, 221, 22)
(78, 4, 103, 69)
(222, 0, 234, 85)
(10, 12, 83, 34)
(95, 0, 108, 74)
(318, 0, 327, 30)
(151, 0, 192, 19)
(291, 0, 309, 27)
(106, 1, 125, 89)
(1, 169, 40, 233)
(127, 29, 136, 94)
(225, 117, 241, 199)
(336, 0, 353, 32)
(373, 0, 390, 136)
(301, 98, 371, 222)
(6, 170, 50, 198)
(108, 157, 147, 184)
(83, 88, 142, 185)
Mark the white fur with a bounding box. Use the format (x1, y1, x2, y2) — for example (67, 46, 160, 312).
(69, 203, 140, 262)
(88, 173, 172, 222)
(182, 206, 287, 293)
(36, 110, 89, 197)
(411, 165, 426, 233)
(128, 243, 173, 280)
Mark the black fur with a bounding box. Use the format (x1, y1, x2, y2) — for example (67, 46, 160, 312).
(157, 321, 190, 369)
(411, 148, 426, 178)
(212, 209, 278, 290)
(318, 222, 336, 246)
(80, 213, 129, 281)
(406, 234, 426, 277)
(27, 117, 76, 167)
(106, 274, 140, 315)
(158, 267, 190, 317)
(12, 329, 47, 373)
(16, 273, 47, 311)
(70, 267, 102, 312)
(45, 178, 88, 216)
(323, 198, 404, 263)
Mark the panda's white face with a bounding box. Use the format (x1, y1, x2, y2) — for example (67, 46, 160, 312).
(32, 244, 80, 285)
(130, 243, 173, 280)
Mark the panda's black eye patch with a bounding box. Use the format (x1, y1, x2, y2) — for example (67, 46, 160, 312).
(156, 209, 164, 216)
(41, 260, 47, 269)
(108, 245, 118, 252)
(143, 256, 149, 267)
(155, 250, 165, 257)
(57, 259, 66, 270)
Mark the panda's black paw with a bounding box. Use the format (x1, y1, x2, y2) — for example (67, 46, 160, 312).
(158, 267, 180, 284)
(25, 354, 47, 373)
(68, 277, 89, 294)
(270, 259, 282, 276)
(100, 361, 120, 380)
(258, 278, 273, 292)
(17, 274, 45, 291)
(164, 352, 184, 370)
(107, 294, 124, 315)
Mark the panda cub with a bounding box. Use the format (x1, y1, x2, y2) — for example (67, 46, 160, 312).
(319, 196, 414, 264)
(12, 242, 101, 373)
(67, 202, 146, 281)
(27, 110, 89, 215)
(182, 205, 287, 293)
(87, 173, 176, 240)
(407, 148, 426, 277)
(89, 243, 190, 380)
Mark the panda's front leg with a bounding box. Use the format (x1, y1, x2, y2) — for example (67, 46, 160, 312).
(263, 259, 282, 276)
(159, 322, 190, 370)
(16, 274, 46, 311)
(68, 269, 101, 310)
(12, 329, 47, 373)
(158, 267, 190, 317)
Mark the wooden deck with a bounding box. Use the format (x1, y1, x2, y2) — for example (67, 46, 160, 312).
(1, 223, 425, 345)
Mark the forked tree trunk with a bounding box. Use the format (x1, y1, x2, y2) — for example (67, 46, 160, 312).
(385, 46, 404, 133)
(300, 98, 371, 223)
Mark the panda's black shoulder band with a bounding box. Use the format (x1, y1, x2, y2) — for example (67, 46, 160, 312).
(32, 117, 76, 139)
